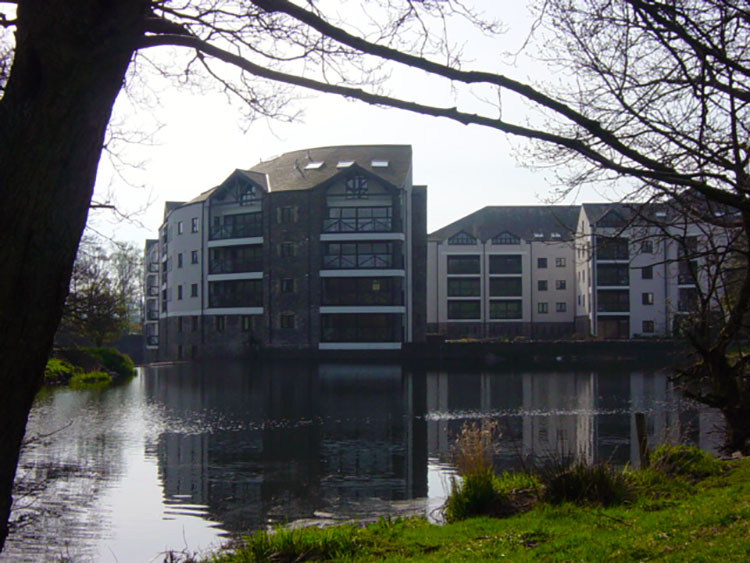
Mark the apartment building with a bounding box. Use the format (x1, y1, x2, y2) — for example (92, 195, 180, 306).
(144, 145, 427, 360)
(575, 203, 705, 338)
(427, 206, 580, 338)
(428, 203, 710, 339)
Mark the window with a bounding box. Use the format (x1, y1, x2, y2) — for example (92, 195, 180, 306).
(597, 289, 630, 312)
(191, 250, 199, 264)
(448, 231, 477, 245)
(556, 280, 567, 290)
(489, 255, 522, 274)
(642, 292, 654, 305)
(448, 278, 480, 297)
(597, 263, 629, 286)
(242, 315, 252, 332)
(323, 242, 396, 269)
(278, 206, 296, 224)
(490, 300, 522, 319)
(492, 231, 520, 245)
(216, 315, 225, 332)
(177, 253, 183, 268)
(191, 316, 199, 332)
(280, 242, 296, 257)
(538, 302, 548, 314)
(556, 302, 567, 313)
(322, 278, 398, 306)
(323, 206, 392, 233)
(489, 277, 522, 297)
(209, 244, 262, 274)
(556, 257, 566, 267)
(210, 212, 262, 240)
(642, 320, 655, 333)
(537, 257, 547, 269)
(596, 236, 629, 260)
(177, 285, 183, 300)
(280, 278, 295, 293)
(447, 300, 481, 319)
(280, 313, 295, 329)
(641, 240, 653, 254)
(642, 266, 653, 279)
(191, 217, 199, 233)
(447, 255, 480, 274)
(177, 221, 184, 234)
(208, 279, 263, 308)
(191, 283, 198, 298)
(538, 280, 548, 291)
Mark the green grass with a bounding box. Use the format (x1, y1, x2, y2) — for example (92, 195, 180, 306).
(204, 451, 750, 562)
(68, 370, 112, 389)
(82, 347, 136, 378)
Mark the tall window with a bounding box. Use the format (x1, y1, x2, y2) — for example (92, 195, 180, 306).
(191, 217, 199, 233)
(177, 221, 184, 235)
(556, 257, 566, 267)
(538, 302, 548, 314)
(447, 255, 480, 274)
(177, 253, 183, 268)
(556, 280, 566, 290)
(489, 255, 522, 274)
(191, 283, 198, 298)
(191, 250, 199, 264)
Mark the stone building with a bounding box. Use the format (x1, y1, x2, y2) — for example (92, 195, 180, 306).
(145, 145, 426, 360)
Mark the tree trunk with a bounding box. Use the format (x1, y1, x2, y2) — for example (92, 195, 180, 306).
(0, 0, 146, 551)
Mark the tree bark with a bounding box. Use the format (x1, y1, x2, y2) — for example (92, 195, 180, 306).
(0, 0, 146, 551)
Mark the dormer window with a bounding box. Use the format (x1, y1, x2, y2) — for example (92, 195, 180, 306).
(534, 232, 544, 239)
(448, 231, 477, 245)
(371, 160, 389, 168)
(492, 231, 520, 245)
(551, 232, 561, 239)
(337, 161, 354, 168)
(655, 211, 667, 218)
(304, 161, 324, 170)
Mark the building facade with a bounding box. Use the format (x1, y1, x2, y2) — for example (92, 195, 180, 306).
(427, 206, 580, 338)
(144, 145, 426, 360)
(428, 203, 708, 339)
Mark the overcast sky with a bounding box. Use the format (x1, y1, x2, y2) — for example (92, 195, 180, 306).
(88, 1, 612, 246)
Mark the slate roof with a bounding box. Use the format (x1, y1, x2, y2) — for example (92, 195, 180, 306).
(429, 205, 581, 243)
(180, 145, 412, 209)
(249, 145, 412, 192)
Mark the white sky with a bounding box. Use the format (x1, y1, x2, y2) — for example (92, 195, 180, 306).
(88, 1, 613, 246)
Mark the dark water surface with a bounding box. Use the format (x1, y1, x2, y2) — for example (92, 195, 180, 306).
(2, 361, 721, 562)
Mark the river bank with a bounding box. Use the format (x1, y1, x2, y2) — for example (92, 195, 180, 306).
(201, 452, 750, 562)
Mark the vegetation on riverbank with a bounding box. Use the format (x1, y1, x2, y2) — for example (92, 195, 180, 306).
(197, 445, 749, 562)
(43, 347, 135, 387)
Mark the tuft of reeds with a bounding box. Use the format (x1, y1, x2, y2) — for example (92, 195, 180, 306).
(540, 461, 632, 507)
(451, 419, 500, 476)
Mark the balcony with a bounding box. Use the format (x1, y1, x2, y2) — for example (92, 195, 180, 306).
(597, 290, 630, 312)
(322, 253, 401, 269)
(322, 278, 403, 306)
(209, 213, 263, 240)
(323, 207, 394, 233)
(147, 263, 159, 273)
(209, 257, 263, 274)
(208, 292, 262, 308)
(147, 286, 159, 297)
(146, 311, 159, 321)
(146, 336, 159, 346)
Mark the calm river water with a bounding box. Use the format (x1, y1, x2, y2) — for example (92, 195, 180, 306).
(2, 361, 722, 562)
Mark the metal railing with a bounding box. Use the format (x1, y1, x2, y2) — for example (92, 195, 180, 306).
(208, 293, 262, 308)
(322, 217, 393, 233)
(209, 258, 263, 274)
(209, 222, 262, 240)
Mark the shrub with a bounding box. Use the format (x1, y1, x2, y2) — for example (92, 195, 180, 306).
(541, 462, 632, 507)
(69, 370, 112, 388)
(82, 347, 136, 378)
(648, 444, 723, 480)
(43, 358, 78, 384)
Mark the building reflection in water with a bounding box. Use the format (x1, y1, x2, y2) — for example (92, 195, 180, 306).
(144, 362, 721, 535)
(144, 361, 428, 533)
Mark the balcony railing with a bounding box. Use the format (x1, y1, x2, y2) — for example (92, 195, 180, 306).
(147, 263, 159, 273)
(322, 217, 393, 233)
(678, 274, 696, 285)
(208, 292, 262, 308)
(321, 326, 398, 342)
(209, 258, 263, 274)
(322, 292, 403, 306)
(147, 287, 159, 297)
(322, 253, 402, 270)
(146, 311, 159, 321)
(209, 222, 262, 241)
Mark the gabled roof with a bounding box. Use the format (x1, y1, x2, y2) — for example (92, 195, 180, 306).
(249, 145, 412, 192)
(581, 202, 676, 228)
(186, 169, 269, 205)
(429, 205, 580, 243)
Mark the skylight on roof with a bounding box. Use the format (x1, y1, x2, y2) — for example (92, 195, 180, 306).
(551, 232, 561, 239)
(304, 161, 324, 170)
(337, 161, 355, 168)
(534, 232, 544, 238)
(655, 210, 667, 217)
(371, 160, 389, 167)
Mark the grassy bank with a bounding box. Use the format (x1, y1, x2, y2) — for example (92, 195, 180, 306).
(199, 447, 750, 562)
(43, 347, 135, 387)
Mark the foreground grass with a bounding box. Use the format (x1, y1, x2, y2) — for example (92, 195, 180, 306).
(205, 455, 750, 562)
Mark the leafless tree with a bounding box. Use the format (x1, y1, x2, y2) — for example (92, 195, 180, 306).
(1, 0, 749, 551)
